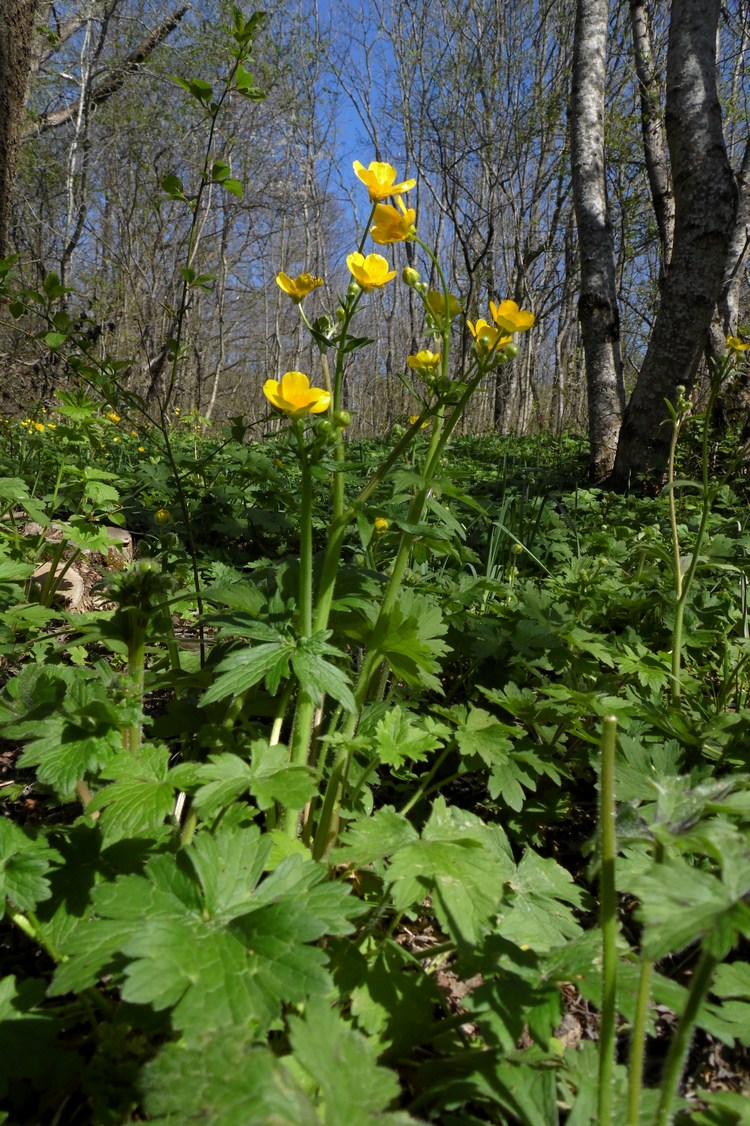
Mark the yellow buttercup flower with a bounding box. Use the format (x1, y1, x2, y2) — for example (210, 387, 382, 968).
(353, 160, 416, 202)
(346, 252, 397, 291)
(107, 411, 121, 423)
(263, 371, 331, 417)
(409, 415, 431, 429)
(276, 270, 324, 304)
(407, 350, 441, 372)
(467, 318, 511, 354)
(426, 290, 463, 322)
(374, 517, 389, 534)
(370, 198, 416, 244)
(33, 422, 45, 432)
(489, 299, 535, 334)
(726, 335, 750, 353)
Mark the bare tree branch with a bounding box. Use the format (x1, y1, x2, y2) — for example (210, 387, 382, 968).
(23, 4, 190, 138)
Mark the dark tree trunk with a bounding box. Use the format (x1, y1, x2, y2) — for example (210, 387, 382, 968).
(609, 0, 737, 488)
(570, 0, 626, 481)
(0, 0, 38, 258)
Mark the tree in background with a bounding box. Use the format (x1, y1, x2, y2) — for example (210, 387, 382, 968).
(0, 0, 39, 259)
(1, 0, 748, 460)
(571, 0, 626, 480)
(609, 0, 737, 486)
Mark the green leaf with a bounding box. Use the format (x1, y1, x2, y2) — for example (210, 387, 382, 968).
(43, 331, 67, 349)
(172, 75, 214, 104)
(388, 799, 514, 944)
(373, 706, 443, 766)
(0, 820, 60, 915)
(634, 857, 750, 959)
(200, 639, 294, 705)
(497, 848, 586, 951)
(85, 744, 175, 843)
(289, 997, 420, 1124)
(0, 559, 36, 582)
(335, 807, 419, 866)
(17, 717, 123, 797)
(0, 977, 77, 1099)
(141, 1030, 316, 1125)
(370, 590, 450, 693)
(211, 158, 231, 182)
(52, 828, 360, 1038)
(244, 741, 317, 811)
(292, 639, 356, 712)
(220, 178, 243, 197)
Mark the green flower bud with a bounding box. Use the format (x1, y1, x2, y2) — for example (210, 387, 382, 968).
(402, 266, 420, 287)
(332, 410, 351, 429)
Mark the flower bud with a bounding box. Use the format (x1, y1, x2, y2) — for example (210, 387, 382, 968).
(332, 410, 351, 429)
(402, 266, 420, 287)
(374, 517, 389, 534)
(155, 508, 172, 526)
(347, 280, 361, 299)
(503, 343, 519, 360)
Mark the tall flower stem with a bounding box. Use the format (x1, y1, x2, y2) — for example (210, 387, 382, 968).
(667, 363, 725, 703)
(312, 360, 491, 858)
(654, 948, 718, 1126)
(281, 422, 316, 838)
(627, 838, 665, 1126)
(598, 715, 618, 1126)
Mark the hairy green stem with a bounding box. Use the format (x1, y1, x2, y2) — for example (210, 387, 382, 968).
(627, 839, 665, 1126)
(598, 715, 618, 1126)
(655, 949, 718, 1126)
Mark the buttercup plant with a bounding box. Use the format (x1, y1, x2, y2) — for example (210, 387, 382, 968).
(239, 156, 535, 849)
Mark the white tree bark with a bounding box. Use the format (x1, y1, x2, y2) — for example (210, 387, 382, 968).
(611, 0, 737, 486)
(570, 0, 625, 480)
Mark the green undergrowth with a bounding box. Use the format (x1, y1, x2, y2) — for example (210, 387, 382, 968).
(0, 414, 749, 1125)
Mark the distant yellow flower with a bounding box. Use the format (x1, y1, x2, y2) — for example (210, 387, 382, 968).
(107, 411, 121, 423)
(489, 299, 535, 334)
(33, 422, 45, 432)
(263, 371, 331, 417)
(276, 271, 324, 304)
(353, 160, 416, 202)
(426, 290, 463, 322)
(113, 436, 120, 443)
(407, 350, 441, 372)
(409, 415, 431, 429)
(374, 517, 389, 534)
(138, 446, 145, 452)
(47, 423, 57, 430)
(370, 198, 416, 244)
(347, 252, 397, 291)
(727, 335, 750, 353)
(467, 318, 511, 354)
(130, 430, 138, 437)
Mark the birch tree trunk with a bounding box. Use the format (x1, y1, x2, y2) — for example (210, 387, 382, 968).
(630, 0, 675, 270)
(570, 0, 625, 481)
(610, 0, 736, 487)
(0, 0, 38, 258)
